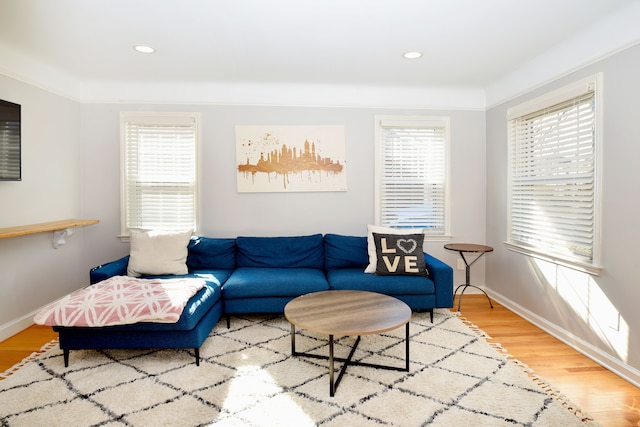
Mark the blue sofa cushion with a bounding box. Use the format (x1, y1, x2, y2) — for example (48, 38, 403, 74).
(187, 237, 236, 270)
(144, 269, 232, 290)
(162, 282, 220, 330)
(182, 269, 234, 288)
(223, 267, 329, 298)
(90, 256, 129, 284)
(236, 234, 324, 269)
(324, 234, 368, 270)
(327, 268, 435, 295)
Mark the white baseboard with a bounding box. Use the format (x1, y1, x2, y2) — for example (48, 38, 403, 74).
(0, 310, 39, 342)
(488, 290, 640, 388)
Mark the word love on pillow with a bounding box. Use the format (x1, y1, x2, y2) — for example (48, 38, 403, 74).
(372, 232, 428, 276)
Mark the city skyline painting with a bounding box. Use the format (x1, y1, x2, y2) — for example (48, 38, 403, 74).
(236, 125, 347, 193)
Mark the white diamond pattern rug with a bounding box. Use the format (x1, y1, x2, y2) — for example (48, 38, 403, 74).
(0, 310, 601, 426)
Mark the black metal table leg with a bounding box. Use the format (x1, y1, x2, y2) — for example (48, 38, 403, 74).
(455, 251, 493, 311)
(405, 323, 410, 371)
(291, 329, 409, 396)
(329, 335, 335, 396)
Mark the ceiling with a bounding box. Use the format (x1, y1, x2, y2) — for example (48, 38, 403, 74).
(1, 0, 639, 108)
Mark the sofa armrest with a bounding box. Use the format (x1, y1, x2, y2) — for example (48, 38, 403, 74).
(423, 252, 454, 308)
(90, 256, 129, 284)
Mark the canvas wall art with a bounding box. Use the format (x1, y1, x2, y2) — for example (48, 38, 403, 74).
(236, 125, 347, 192)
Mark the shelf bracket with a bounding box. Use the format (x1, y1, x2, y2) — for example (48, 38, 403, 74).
(53, 228, 73, 249)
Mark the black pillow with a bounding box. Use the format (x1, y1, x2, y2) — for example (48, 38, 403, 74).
(372, 232, 428, 276)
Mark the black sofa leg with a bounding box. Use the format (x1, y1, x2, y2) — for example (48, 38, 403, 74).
(430, 309, 434, 323)
(63, 347, 202, 367)
(226, 315, 231, 329)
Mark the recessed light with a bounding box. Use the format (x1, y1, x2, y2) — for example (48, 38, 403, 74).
(403, 51, 422, 59)
(134, 45, 156, 54)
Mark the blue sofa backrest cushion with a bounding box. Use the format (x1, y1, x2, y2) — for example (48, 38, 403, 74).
(236, 234, 324, 269)
(324, 234, 369, 270)
(187, 237, 236, 270)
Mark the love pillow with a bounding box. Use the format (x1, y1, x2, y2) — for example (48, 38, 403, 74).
(364, 224, 423, 273)
(372, 232, 428, 276)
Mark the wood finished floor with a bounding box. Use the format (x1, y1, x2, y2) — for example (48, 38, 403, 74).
(457, 295, 640, 426)
(0, 295, 638, 426)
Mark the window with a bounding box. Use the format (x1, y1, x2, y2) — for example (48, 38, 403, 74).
(374, 116, 450, 236)
(120, 112, 200, 237)
(507, 74, 602, 273)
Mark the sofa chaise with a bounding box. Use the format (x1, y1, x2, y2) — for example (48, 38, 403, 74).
(52, 232, 453, 366)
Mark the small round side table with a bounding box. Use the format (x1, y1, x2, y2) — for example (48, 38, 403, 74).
(444, 243, 494, 312)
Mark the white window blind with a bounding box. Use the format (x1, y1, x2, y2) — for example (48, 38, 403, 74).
(121, 113, 199, 235)
(508, 76, 600, 270)
(375, 117, 449, 234)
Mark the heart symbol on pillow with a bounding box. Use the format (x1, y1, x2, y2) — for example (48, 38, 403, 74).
(397, 239, 417, 254)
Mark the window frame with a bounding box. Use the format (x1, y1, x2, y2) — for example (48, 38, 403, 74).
(119, 112, 201, 240)
(374, 115, 451, 238)
(506, 74, 603, 275)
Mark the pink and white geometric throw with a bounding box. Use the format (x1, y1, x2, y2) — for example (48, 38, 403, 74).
(34, 275, 205, 327)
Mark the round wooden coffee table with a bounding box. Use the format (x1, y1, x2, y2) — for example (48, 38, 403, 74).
(284, 290, 411, 396)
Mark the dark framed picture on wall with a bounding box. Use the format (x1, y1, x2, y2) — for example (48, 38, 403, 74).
(0, 99, 21, 181)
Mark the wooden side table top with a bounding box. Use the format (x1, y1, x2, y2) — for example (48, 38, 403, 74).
(284, 290, 411, 336)
(444, 243, 494, 253)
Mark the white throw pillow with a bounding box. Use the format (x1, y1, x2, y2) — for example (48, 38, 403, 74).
(127, 229, 193, 277)
(364, 224, 425, 273)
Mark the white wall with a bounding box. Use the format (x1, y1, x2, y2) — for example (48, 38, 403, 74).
(79, 104, 486, 287)
(0, 75, 92, 338)
(486, 44, 640, 385)
(0, 73, 488, 344)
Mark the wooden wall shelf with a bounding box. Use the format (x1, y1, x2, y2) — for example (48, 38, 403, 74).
(0, 219, 99, 247)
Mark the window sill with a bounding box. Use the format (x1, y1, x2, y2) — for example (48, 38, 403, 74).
(504, 242, 602, 276)
(424, 235, 452, 242)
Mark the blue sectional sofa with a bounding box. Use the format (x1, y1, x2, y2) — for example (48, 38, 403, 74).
(54, 233, 453, 366)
